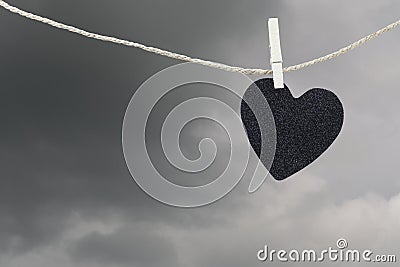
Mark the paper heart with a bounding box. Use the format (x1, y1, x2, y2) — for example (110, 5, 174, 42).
(241, 78, 344, 180)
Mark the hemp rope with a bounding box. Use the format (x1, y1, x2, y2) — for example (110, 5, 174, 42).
(1, 0, 399, 75)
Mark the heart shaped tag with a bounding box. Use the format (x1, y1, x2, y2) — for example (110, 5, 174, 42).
(241, 78, 344, 181)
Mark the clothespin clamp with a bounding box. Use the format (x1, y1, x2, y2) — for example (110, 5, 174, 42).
(268, 18, 284, 89)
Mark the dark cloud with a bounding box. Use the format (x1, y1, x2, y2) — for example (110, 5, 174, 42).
(69, 225, 179, 267)
(0, 0, 279, 255)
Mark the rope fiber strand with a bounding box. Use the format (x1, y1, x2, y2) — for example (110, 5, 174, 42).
(1, 0, 399, 75)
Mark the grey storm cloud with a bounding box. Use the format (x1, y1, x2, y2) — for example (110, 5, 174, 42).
(69, 224, 179, 267)
(1, 0, 400, 267)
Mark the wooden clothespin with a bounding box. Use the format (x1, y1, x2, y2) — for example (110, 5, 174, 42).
(268, 18, 284, 89)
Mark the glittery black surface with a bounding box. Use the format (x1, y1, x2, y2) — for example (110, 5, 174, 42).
(241, 78, 344, 181)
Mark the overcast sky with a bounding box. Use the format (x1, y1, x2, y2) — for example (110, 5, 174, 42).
(1, 0, 400, 266)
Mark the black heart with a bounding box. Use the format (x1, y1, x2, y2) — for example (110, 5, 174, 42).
(241, 78, 344, 180)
